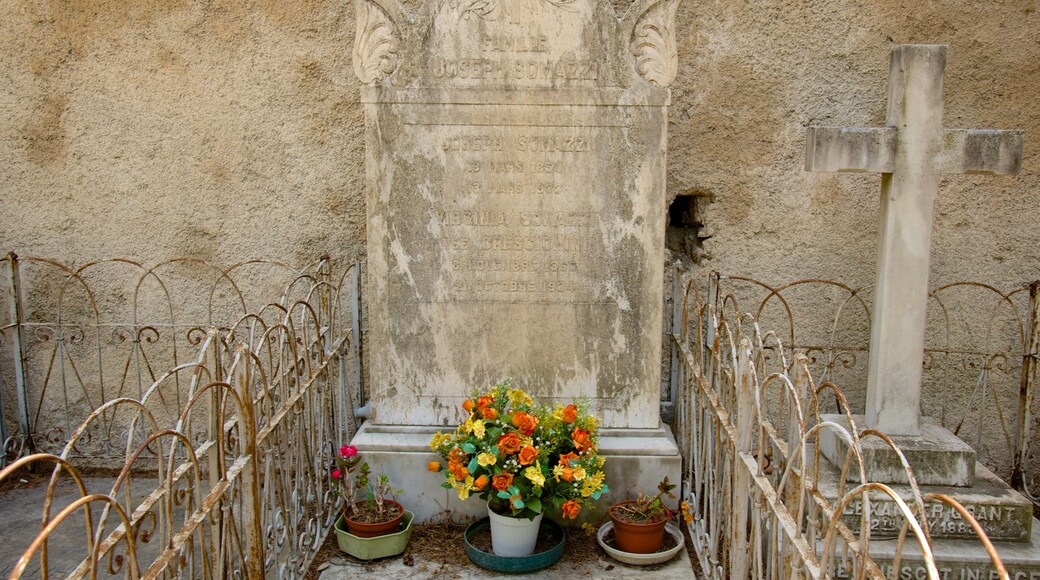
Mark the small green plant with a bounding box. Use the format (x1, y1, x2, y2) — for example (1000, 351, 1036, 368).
(332, 445, 404, 523)
(610, 477, 689, 524)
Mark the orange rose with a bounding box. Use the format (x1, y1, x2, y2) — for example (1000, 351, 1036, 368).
(477, 396, 494, 410)
(559, 467, 575, 482)
(562, 404, 578, 423)
(482, 407, 499, 421)
(498, 433, 522, 455)
(473, 475, 489, 490)
(561, 500, 581, 519)
(462, 399, 476, 412)
(572, 427, 592, 452)
(451, 465, 470, 481)
(492, 472, 514, 492)
(518, 445, 538, 466)
(427, 461, 442, 472)
(512, 412, 539, 435)
(450, 448, 468, 464)
(558, 452, 579, 468)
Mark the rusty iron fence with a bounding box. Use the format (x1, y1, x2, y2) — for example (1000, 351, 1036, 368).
(0, 255, 362, 578)
(670, 267, 1033, 578)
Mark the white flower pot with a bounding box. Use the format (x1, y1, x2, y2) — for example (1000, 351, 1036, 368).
(487, 504, 543, 557)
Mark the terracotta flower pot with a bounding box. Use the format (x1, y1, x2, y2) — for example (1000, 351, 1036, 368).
(343, 500, 405, 538)
(608, 500, 671, 554)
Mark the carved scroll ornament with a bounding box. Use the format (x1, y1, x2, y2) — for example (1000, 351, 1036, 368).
(353, 0, 400, 84)
(630, 0, 680, 87)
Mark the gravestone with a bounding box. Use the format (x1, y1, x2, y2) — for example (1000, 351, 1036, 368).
(350, 0, 682, 520)
(806, 45, 1038, 575)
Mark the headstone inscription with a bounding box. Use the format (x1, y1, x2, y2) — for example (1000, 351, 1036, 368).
(350, 0, 683, 519)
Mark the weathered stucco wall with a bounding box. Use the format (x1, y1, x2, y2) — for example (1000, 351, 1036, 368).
(0, 1, 366, 265)
(2, 0, 1039, 405)
(2, 1, 1036, 283)
(668, 1, 1039, 289)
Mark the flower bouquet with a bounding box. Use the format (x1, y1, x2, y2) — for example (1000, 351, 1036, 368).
(429, 379, 609, 556)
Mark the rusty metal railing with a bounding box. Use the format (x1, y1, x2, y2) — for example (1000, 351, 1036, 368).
(672, 267, 1014, 579)
(0, 256, 362, 578)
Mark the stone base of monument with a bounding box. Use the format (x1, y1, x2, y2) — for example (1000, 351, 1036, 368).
(828, 524, 1040, 579)
(349, 421, 681, 523)
(813, 451, 1033, 542)
(813, 413, 1040, 573)
(818, 414, 976, 486)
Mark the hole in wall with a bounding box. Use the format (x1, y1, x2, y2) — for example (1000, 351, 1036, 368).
(666, 191, 711, 265)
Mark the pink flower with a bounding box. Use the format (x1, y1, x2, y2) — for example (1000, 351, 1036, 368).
(331, 469, 341, 480)
(344, 445, 358, 457)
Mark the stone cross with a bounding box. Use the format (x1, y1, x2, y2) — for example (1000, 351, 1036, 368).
(805, 45, 1023, 437)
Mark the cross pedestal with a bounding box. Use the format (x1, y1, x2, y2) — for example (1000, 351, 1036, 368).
(806, 45, 1034, 575)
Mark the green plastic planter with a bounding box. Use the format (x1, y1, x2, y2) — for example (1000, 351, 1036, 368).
(463, 517, 565, 573)
(334, 511, 414, 560)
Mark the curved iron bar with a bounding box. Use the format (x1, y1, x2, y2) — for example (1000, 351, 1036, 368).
(10, 493, 141, 580)
(0, 453, 94, 579)
(921, 493, 1009, 580)
(821, 482, 938, 580)
(857, 429, 930, 541)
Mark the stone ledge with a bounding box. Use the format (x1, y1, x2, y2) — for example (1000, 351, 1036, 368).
(819, 414, 976, 487)
(350, 421, 681, 523)
(815, 453, 1032, 542)
(830, 519, 1040, 579)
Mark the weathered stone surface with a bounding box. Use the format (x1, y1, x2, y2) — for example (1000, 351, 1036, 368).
(819, 414, 976, 487)
(0, 0, 1037, 485)
(830, 522, 1040, 579)
(350, 422, 680, 522)
(816, 452, 1032, 542)
(360, 0, 676, 428)
(806, 45, 1024, 438)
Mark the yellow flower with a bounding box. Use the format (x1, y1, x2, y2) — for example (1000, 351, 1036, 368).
(551, 405, 565, 421)
(572, 467, 587, 481)
(472, 419, 486, 438)
(429, 432, 451, 450)
(477, 452, 497, 467)
(552, 464, 565, 480)
(597, 456, 606, 468)
(461, 417, 474, 434)
(580, 471, 605, 497)
(524, 463, 545, 487)
(508, 389, 533, 408)
(456, 476, 475, 500)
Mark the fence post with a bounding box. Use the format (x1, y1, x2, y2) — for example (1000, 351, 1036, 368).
(788, 354, 809, 459)
(732, 338, 756, 579)
(1013, 281, 1040, 488)
(319, 256, 333, 357)
(203, 328, 225, 576)
(782, 353, 811, 578)
(233, 344, 265, 578)
(5, 253, 32, 454)
(668, 261, 684, 423)
(350, 259, 364, 409)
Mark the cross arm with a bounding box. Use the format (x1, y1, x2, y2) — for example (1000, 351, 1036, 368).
(805, 126, 896, 173)
(940, 129, 1024, 175)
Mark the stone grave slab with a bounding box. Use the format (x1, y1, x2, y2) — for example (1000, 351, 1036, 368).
(350, 0, 683, 521)
(814, 449, 1032, 542)
(830, 524, 1040, 580)
(359, 0, 678, 430)
(819, 414, 976, 487)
